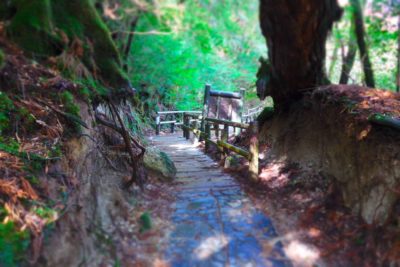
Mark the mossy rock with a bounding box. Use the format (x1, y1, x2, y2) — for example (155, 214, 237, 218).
(144, 146, 176, 181)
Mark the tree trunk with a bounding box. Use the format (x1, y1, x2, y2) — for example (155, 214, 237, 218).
(259, 0, 342, 107)
(350, 0, 375, 88)
(397, 15, 400, 93)
(328, 32, 339, 80)
(123, 15, 140, 72)
(339, 19, 357, 84)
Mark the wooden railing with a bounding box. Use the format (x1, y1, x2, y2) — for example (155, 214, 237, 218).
(181, 113, 259, 182)
(243, 105, 264, 123)
(155, 110, 201, 135)
(155, 84, 263, 182)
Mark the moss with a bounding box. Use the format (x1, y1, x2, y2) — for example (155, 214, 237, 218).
(0, 221, 30, 267)
(5, 0, 128, 89)
(0, 92, 14, 134)
(8, 0, 64, 57)
(52, 0, 129, 89)
(60, 91, 82, 134)
(78, 87, 91, 102)
(0, 49, 5, 69)
(139, 212, 152, 233)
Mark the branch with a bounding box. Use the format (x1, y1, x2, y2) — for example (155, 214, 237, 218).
(34, 98, 89, 129)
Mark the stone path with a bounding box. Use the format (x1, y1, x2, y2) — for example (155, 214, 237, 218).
(150, 134, 290, 267)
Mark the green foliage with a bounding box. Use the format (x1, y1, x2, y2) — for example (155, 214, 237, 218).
(33, 207, 57, 221)
(0, 221, 30, 267)
(326, 1, 399, 91)
(128, 0, 267, 111)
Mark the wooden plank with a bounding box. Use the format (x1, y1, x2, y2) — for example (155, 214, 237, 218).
(160, 120, 177, 125)
(210, 90, 242, 99)
(216, 140, 250, 159)
(205, 117, 249, 129)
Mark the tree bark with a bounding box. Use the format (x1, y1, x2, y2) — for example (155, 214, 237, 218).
(350, 0, 375, 88)
(328, 36, 339, 80)
(339, 19, 357, 84)
(259, 0, 342, 107)
(397, 15, 400, 93)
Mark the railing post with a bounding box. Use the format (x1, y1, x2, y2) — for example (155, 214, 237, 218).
(215, 123, 219, 139)
(156, 113, 161, 135)
(170, 114, 175, 134)
(193, 118, 199, 144)
(249, 121, 259, 182)
(171, 122, 175, 134)
(205, 122, 211, 152)
(221, 123, 229, 160)
(184, 113, 189, 139)
(200, 84, 211, 141)
(237, 88, 246, 135)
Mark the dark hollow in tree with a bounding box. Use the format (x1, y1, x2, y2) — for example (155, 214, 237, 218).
(259, 0, 342, 107)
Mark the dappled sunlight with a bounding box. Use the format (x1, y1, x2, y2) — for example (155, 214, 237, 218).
(259, 161, 290, 188)
(284, 240, 320, 266)
(168, 143, 196, 150)
(269, 232, 321, 266)
(194, 234, 230, 260)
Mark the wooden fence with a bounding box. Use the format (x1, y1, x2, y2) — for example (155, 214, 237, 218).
(155, 84, 261, 182)
(181, 114, 259, 182)
(155, 110, 201, 135)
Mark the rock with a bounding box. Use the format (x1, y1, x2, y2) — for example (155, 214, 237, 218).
(144, 146, 176, 180)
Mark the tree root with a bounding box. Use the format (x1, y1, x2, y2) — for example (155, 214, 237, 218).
(95, 103, 146, 189)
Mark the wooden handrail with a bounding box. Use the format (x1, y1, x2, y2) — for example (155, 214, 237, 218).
(205, 117, 249, 129)
(183, 110, 259, 182)
(209, 90, 242, 99)
(155, 110, 201, 135)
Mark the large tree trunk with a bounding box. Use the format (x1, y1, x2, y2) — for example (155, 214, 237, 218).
(350, 0, 375, 88)
(259, 0, 342, 107)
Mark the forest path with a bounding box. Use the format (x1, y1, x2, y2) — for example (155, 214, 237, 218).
(149, 134, 290, 267)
